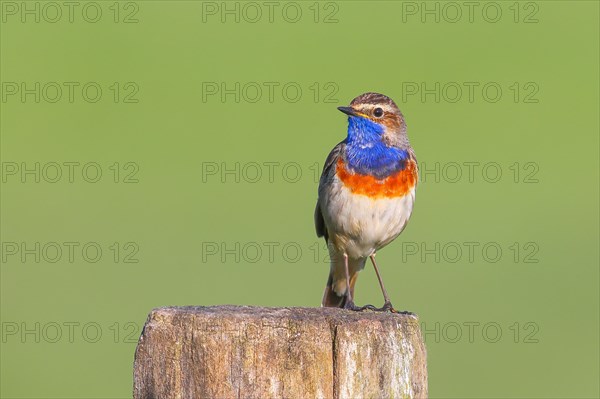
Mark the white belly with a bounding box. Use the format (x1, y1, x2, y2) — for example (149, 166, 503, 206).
(321, 178, 415, 259)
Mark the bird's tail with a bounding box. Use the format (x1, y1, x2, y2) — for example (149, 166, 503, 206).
(321, 256, 366, 308)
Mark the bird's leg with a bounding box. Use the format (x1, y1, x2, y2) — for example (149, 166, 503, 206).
(342, 254, 360, 311)
(370, 254, 397, 312)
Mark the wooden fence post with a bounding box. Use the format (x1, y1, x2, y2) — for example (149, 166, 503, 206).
(133, 306, 427, 398)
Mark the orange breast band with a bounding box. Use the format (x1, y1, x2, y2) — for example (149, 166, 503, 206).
(336, 158, 417, 198)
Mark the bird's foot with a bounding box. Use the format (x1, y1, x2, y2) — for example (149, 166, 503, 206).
(343, 299, 378, 312)
(381, 302, 415, 315)
(343, 300, 413, 315)
(343, 299, 361, 311)
(381, 301, 397, 313)
(385, 303, 416, 316)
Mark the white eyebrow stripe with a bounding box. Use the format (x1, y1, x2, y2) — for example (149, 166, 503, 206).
(355, 103, 397, 114)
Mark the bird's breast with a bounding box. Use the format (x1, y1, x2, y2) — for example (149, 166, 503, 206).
(335, 157, 418, 199)
(321, 157, 417, 258)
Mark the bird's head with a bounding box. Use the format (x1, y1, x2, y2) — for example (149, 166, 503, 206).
(338, 92, 408, 147)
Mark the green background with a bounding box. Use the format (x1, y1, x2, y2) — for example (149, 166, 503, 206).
(1, 1, 598, 398)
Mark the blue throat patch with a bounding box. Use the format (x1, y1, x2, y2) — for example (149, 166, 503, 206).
(344, 116, 409, 179)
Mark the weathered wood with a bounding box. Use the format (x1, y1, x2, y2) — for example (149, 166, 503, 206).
(133, 306, 427, 399)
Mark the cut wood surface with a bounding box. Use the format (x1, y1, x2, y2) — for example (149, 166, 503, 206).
(133, 306, 427, 399)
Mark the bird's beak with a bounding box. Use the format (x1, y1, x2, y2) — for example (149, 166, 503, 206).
(337, 106, 360, 117)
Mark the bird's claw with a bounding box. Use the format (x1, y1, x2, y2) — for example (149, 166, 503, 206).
(343, 300, 378, 312)
(381, 301, 396, 313)
(343, 299, 360, 311)
(361, 301, 403, 313)
(343, 299, 412, 315)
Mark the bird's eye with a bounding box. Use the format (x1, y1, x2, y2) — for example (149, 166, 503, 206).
(373, 108, 384, 118)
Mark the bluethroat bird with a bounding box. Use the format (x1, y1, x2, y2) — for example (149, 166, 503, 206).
(314, 92, 418, 312)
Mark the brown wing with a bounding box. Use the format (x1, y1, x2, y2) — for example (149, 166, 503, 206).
(314, 142, 345, 241)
